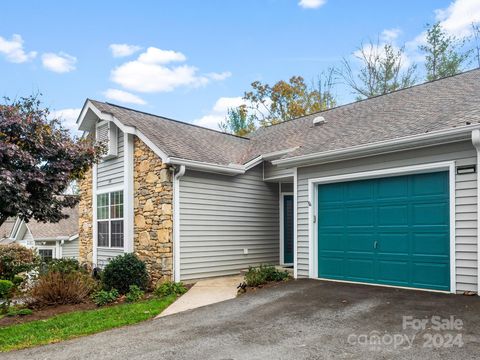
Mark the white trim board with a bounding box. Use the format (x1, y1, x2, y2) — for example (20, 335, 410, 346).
(293, 167, 298, 279)
(307, 161, 457, 294)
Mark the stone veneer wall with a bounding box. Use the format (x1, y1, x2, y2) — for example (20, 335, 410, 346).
(78, 167, 93, 264)
(133, 137, 174, 285)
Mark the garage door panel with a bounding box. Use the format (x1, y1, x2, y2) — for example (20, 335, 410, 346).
(346, 181, 374, 201)
(377, 233, 409, 254)
(377, 205, 408, 225)
(377, 260, 409, 284)
(319, 256, 344, 278)
(318, 233, 343, 251)
(412, 172, 448, 196)
(377, 177, 409, 199)
(346, 206, 375, 226)
(318, 208, 343, 226)
(345, 234, 375, 253)
(411, 262, 450, 290)
(346, 258, 375, 282)
(412, 233, 449, 256)
(318, 171, 450, 291)
(412, 203, 449, 225)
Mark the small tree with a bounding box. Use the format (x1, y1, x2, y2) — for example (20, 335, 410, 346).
(219, 105, 256, 136)
(243, 72, 336, 127)
(419, 22, 470, 81)
(0, 96, 102, 227)
(339, 40, 417, 100)
(471, 22, 480, 68)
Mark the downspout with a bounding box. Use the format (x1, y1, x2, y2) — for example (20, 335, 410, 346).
(471, 130, 480, 296)
(172, 165, 186, 282)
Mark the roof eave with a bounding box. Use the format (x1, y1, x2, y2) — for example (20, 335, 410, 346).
(272, 125, 480, 168)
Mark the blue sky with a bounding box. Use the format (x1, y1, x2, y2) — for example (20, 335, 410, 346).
(1, 0, 479, 134)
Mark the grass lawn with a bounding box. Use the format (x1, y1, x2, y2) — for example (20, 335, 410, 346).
(0, 295, 176, 352)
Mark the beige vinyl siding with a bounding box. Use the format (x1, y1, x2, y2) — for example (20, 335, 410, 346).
(179, 165, 279, 280)
(97, 247, 124, 268)
(97, 125, 124, 189)
(296, 141, 477, 293)
(263, 161, 294, 180)
(62, 239, 79, 259)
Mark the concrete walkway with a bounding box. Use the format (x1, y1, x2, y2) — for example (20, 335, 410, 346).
(158, 275, 243, 317)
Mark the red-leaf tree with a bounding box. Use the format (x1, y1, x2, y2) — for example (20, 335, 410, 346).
(0, 96, 102, 227)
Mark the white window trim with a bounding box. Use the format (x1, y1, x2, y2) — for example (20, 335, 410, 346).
(95, 187, 125, 250)
(307, 161, 456, 294)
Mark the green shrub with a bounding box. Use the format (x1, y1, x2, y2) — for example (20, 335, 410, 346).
(0, 245, 38, 280)
(91, 289, 119, 307)
(12, 275, 24, 286)
(125, 285, 144, 303)
(45, 258, 81, 274)
(244, 265, 290, 287)
(101, 254, 148, 294)
(0, 279, 14, 312)
(30, 271, 98, 306)
(154, 281, 187, 298)
(6, 307, 33, 317)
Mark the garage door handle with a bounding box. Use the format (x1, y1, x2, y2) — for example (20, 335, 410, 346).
(374, 241, 378, 249)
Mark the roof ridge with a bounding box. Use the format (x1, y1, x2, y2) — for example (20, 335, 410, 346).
(252, 67, 480, 133)
(90, 100, 251, 141)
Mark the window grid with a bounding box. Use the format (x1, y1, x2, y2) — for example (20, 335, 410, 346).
(97, 191, 124, 248)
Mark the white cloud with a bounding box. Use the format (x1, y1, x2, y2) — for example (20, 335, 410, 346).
(0, 34, 37, 63)
(42, 52, 77, 73)
(50, 108, 81, 136)
(109, 43, 142, 57)
(111, 46, 231, 93)
(435, 0, 480, 37)
(104, 89, 146, 105)
(137, 47, 186, 64)
(298, 0, 326, 9)
(381, 28, 401, 43)
(193, 96, 245, 130)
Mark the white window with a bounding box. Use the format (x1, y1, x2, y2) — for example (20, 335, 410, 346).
(97, 191, 124, 248)
(38, 249, 54, 262)
(96, 121, 118, 159)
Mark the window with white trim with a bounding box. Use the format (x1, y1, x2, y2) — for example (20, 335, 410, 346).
(97, 191, 124, 248)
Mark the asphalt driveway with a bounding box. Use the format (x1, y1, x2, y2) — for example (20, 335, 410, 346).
(4, 279, 480, 360)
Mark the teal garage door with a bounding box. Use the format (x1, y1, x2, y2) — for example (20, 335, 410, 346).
(317, 172, 450, 291)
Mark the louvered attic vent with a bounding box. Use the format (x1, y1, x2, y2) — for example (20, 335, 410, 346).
(96, 121, 118, 159)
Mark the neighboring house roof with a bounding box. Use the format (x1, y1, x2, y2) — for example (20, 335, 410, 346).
(80, 69, 480, 167)
(0, 218, 16, 240)
(24, 205, 79, 240)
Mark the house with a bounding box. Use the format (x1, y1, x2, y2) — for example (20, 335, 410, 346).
(77, 69, 480, 294)
(0, 206, 79, 261)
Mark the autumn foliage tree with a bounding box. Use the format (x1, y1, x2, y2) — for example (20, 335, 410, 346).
(0, 96, 102, 227)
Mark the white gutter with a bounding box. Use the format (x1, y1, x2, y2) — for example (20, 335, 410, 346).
(173, 165, 186, 282)
(471, 129, 480, 296)
(166, 157, 244, 175)
(273, 125, 480, 168)
(244, 147, 300, 170)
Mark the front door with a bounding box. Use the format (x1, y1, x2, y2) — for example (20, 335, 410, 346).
(283, 194, 294, 264)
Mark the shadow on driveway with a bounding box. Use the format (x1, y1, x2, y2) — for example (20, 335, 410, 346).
(4, 279, 480, 360)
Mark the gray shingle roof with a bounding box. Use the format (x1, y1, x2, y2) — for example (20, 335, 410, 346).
(0, 218, 16, 240)
(89, 69, 480, 166)
(26, 206, 78, 239)
(246, 69, 480, 161)
(90, 100, 250, 166)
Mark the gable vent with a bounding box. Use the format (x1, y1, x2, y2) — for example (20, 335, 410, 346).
(96, 121, 118, 159)
(313, 116, 326, 126)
